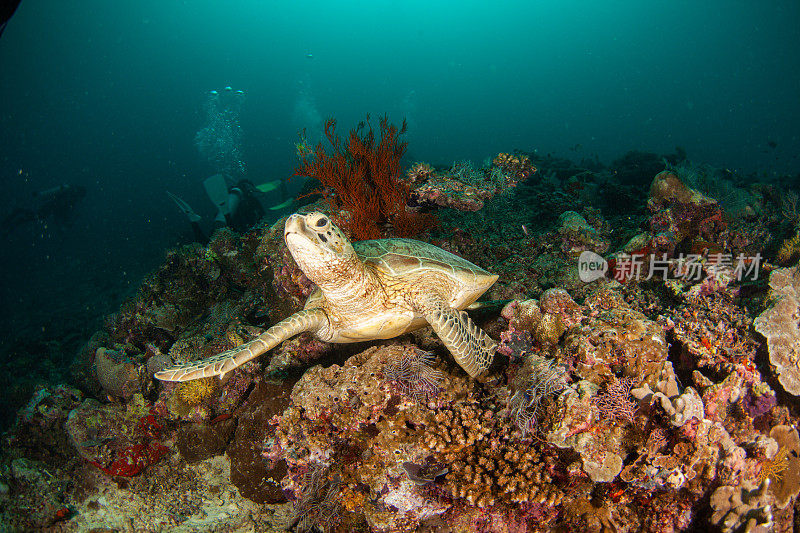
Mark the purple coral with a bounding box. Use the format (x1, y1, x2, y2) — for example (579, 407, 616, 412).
(742, 387, 777, 419)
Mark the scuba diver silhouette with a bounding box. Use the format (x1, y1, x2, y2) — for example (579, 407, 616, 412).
(2, 184, 87, 235)
(168, 86, 294, 243)
(167, 175, 291, 244)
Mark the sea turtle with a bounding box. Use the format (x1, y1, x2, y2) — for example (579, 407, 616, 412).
(154, 211, 498, 382)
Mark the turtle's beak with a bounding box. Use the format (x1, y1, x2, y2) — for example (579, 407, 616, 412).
(284, 213, 305, 240)
(284, 213, 318, 257)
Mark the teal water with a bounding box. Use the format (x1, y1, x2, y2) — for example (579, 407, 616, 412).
(0, 0, 798, 425)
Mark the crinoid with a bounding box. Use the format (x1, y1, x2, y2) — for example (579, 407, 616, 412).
(292, 464, 341, 533)
(776, 232, 800, 266)
(175, 378, 216, 406)
(382, 347, 444, 403)
(509, 354, 567, 436)
(758, 445, 789, 484)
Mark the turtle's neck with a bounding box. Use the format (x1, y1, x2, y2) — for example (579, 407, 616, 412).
(314, 253, 375, 308)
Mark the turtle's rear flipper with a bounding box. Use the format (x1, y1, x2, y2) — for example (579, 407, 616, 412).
(419, 297, 496, 378)
(154, 308, 328, 382)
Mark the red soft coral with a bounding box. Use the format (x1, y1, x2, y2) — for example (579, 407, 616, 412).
(295, 115, 432, 240)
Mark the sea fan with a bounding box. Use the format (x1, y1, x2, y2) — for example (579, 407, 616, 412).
(592, 377, 638, 424)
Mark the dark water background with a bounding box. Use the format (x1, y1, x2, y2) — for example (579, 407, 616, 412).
(0, 1, 798, 412)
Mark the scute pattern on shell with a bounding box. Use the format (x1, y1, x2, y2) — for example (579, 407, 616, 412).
(354, 238, 493, 281)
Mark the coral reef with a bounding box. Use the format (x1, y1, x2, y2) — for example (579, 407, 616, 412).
(558, 210, 609, 256)
(764, 424, 800, 508)
(405, 156, 535, 213)
(499, 288, 583, 350)
(227, 381, 293, 503)
(710, 480, 773, 533)
(4, 148, 800, 531)
(94, 346, 141, 400)
(509, 354, 567, 434)
(66, 395, 169, 477)
(492, 152, 536, 182)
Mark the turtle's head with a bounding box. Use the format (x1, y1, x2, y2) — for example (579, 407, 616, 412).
(284, 212, 358, 284)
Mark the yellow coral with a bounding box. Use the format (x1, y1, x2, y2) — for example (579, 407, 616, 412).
(533, 312, 567, 345)
(225, 328, 244, 347)
(176, 378, 216, 406)
(776, 232, 800, 265)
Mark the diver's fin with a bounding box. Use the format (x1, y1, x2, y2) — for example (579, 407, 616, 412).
(255, 180, 281, 193)
(268, 198, 295, 211)
(203, 174, 231, 216)
(0, 0, 21, 39)
(166, 191, 201, 223)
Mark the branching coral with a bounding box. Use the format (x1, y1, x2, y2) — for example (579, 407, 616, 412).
(423, 402, 496, 454)
(443, 438, 561, 508)
(295, 115, 431, 239)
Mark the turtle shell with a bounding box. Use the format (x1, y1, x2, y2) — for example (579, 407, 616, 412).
(354, 238, 497, 293)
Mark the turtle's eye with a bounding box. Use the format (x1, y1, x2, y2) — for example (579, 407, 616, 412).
(315, 217, 328, 228)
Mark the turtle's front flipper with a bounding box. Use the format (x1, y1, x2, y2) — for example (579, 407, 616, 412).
(417, 296, 496, 378)
(154, 308, 328, 382)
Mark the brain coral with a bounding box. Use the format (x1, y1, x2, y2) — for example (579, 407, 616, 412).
(754, 268, 800, 395)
